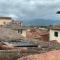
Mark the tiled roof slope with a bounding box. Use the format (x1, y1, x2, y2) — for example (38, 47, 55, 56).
(18, 50, 60, 60)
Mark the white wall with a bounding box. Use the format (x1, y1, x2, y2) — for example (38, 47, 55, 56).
(49, 29, 60, 42)
(21, 30, 26, 37)
(0, 19, 12, 25)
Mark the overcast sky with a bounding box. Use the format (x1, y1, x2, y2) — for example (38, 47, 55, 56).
(0, 0, 60, 20)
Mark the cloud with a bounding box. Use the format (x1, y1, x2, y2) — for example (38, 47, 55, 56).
(0, 0, 60, 20)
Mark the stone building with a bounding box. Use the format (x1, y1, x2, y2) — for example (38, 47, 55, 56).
(0, 17, 12, 26)
(49, 25, 60, 43)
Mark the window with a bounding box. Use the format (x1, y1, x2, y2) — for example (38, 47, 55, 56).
(20, 29, 22, 34)
(18, 29, 20, 33)
(54, 32, 58, 37)
(3, 21, 6, 25)
(18, 29, 22, 34)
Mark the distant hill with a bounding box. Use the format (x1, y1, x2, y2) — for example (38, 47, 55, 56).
(24, 19, 60, 26)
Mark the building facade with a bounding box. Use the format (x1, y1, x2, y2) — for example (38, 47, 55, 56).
(49, 25, 60, 43)
(0, 17, 12, 26)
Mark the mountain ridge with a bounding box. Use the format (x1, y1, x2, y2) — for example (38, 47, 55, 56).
(23, 19, 60, 26)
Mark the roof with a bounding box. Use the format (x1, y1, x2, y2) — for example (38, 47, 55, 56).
(51, 25, 60, 30)
(0, 17, 12, 20)
(18, 50, 60, 60)
(5, 25, 33, 30)
(29, 29, 48, 35)
(10, 26, 29, 30)
(26, 29, 48, 39)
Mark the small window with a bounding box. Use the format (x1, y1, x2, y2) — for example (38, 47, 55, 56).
(54, 32, 58, 37)
(3, 22, 6, 25)
(18, 29, 22, 34)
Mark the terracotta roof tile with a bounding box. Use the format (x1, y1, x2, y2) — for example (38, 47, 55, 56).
(17, 50, 60, 60)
